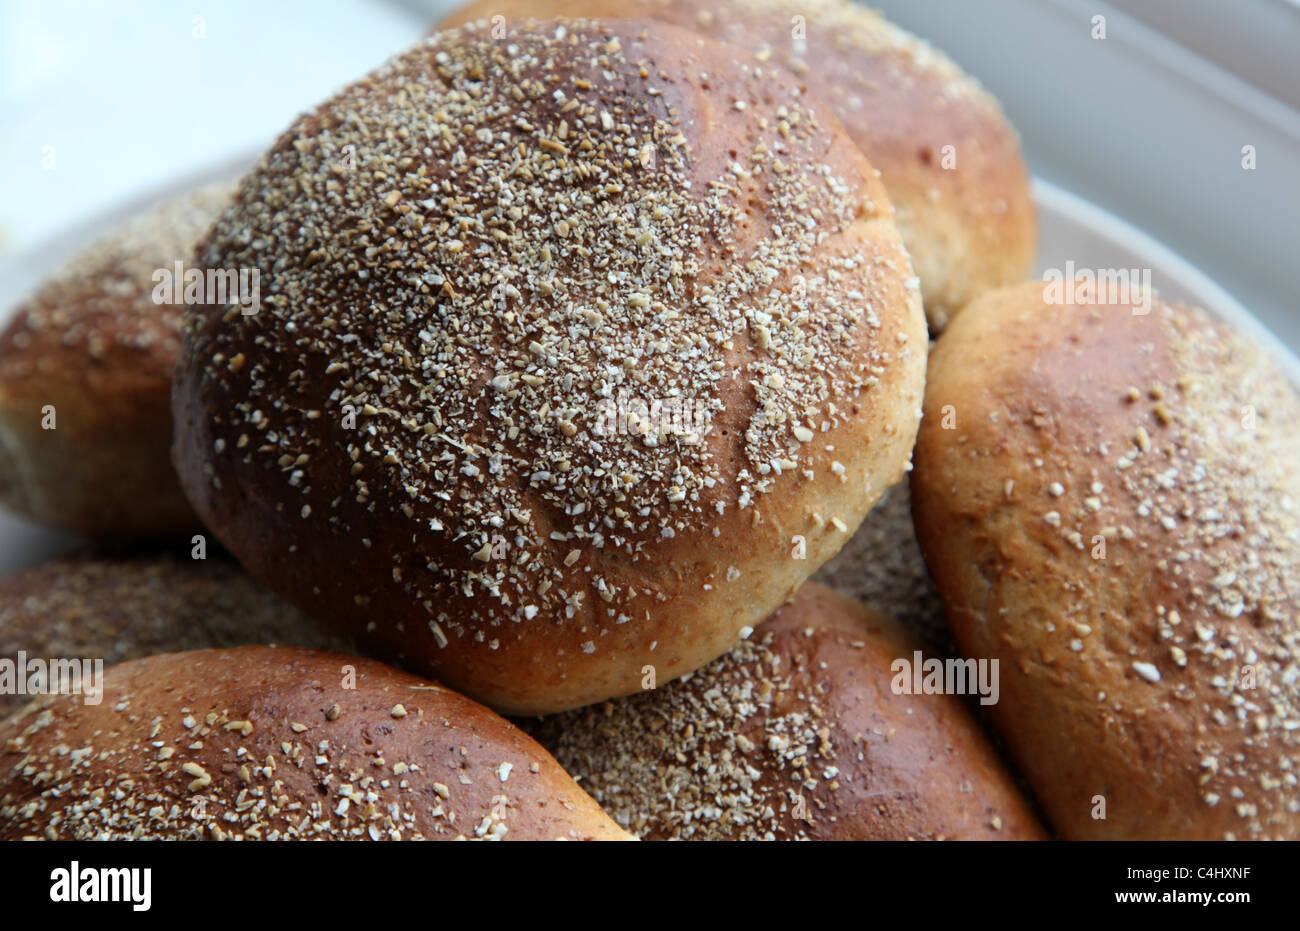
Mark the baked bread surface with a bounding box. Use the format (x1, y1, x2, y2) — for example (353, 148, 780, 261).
(173, 19, 926, 714)
(0, 185, 230, 536)
(1, 646, 631, 840)
(912, 281, 1300, 839)
(438, 0, 1037, 328)
(531, 582, 1046, 840)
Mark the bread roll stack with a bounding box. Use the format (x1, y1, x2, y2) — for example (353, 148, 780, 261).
(9, 3, 1284, 846)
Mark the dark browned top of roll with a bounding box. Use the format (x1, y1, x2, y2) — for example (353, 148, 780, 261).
(438, 0, 1036, 326)
(529, 582, 1044, 840)
(173, 17, 922, 708)
(1, 646, 630, 840)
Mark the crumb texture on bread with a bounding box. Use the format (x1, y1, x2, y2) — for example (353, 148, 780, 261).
(438, 0, 1037, 327)
(530, 582, 1044, 840)
(0, 647, 631, 840)
(173, 19, 925, 713)
(912, 281, 1300, 840)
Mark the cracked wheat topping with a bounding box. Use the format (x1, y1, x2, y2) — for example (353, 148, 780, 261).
(534, 624, 840, 840)
(0, 648, 621, 840)
(180, 21, 911, 649)
(0, 555, 348, 716)
(814, 483, 948, 649)
(1, 183, 231, 377)
(528, 584, 1041, 841)
(1041, 305, 1300, 837)
(436, 0, 1037, 329)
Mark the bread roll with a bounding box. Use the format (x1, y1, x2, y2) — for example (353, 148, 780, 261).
(0, 553, 348, 716)
(911, 281, 1300, 840)
(172, 19, 926, 714)
(0, 185, 231, 536)
(438, 0, 1036, 329)
(0, 646, 631, 840)
(529, 582, 1045, 839)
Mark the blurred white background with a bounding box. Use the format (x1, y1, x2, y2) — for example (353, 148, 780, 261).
(0, 0, 421, 253)
(871, 0, 1300, 350)
(1, 0, 1297, 345)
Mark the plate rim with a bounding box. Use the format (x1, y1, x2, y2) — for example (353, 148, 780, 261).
(1033, 176, 1300, 386)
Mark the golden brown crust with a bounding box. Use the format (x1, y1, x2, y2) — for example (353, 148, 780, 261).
(529, 582, 1045, 839)
(0, 553, 350, 717)
(0, 646, 631, 840)
(0, 185, 231, 536)
(911, 281, 1300, 840)
(438, 0, 1036, 329)
(172, 19, 925, 714)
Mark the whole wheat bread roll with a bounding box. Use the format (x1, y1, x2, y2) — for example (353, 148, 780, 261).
(438, 0, 1036, 329)
(0, 552, 348, 716)
(172, 19, 926, 715)
(0, 646, 631, 840)
(0, 185, 231, 537)
(911, 281, 1300, 840)
(529, 582, 1045, 839)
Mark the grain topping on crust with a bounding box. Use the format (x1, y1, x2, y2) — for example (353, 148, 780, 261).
(184, 20, 908, 642)
(1, 648, 610, 840)
(1, 184, 231, 379)
(534, 625, 837, 839)
(1030, 304, 1300, 838)
(0, 554, 347, 716)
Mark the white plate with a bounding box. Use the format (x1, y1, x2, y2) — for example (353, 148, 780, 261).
(1033, 179, 1300, 386)
(2, 163, 1298, 575)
